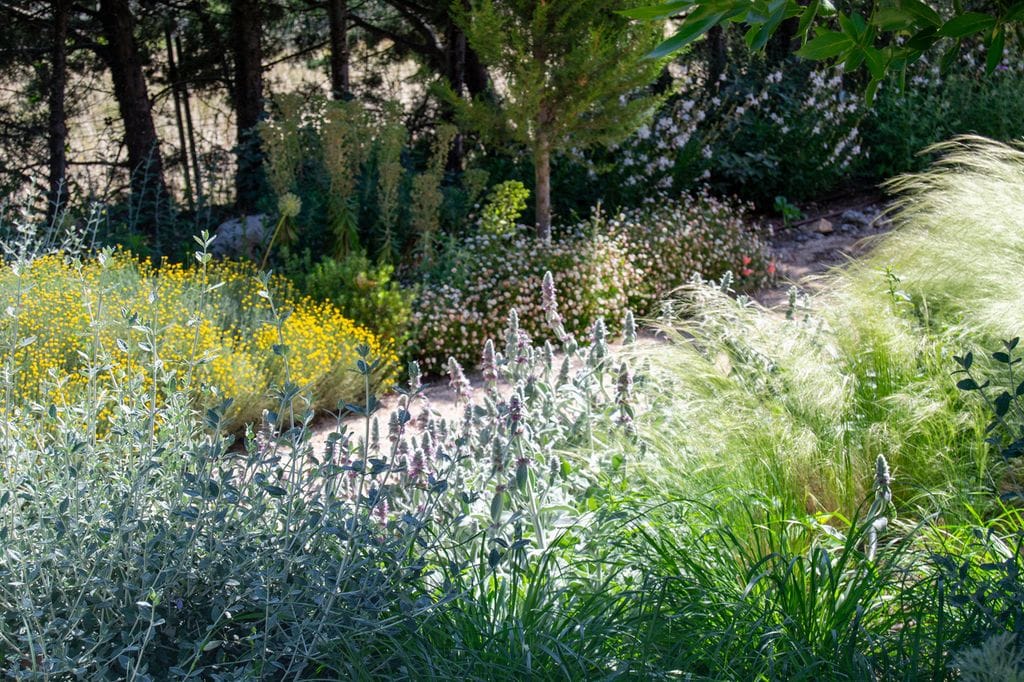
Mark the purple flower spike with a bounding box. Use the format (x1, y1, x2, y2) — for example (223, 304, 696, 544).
(447, 356, 473, 403)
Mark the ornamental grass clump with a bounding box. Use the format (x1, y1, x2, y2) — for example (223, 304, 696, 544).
(637, 270, 988, 520)
(848, 135, 1024, 341)
(630, 139, 1024, 521)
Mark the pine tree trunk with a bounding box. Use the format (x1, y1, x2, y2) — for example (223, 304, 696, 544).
(327, 0, 351, 100)
(534, 135, 552, 242)
(232, 0, 264, 213)
(166, 24, 194, 210)
(47, 0, 69, 217)
(443, 19, 468, 171)
(99, 0, 168, 238)
(705, 25, 727, 93)
(175, 34, 204, 207)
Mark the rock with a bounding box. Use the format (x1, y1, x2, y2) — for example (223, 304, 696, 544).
(212, 214, 267, 258)
(840, 209, 869, 226)
(811, 218, 834, 235)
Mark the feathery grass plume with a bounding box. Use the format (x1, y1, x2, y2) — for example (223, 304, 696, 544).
(633, 273, 989, 517)
(855, 135, 1024, 339)
(627, 137, 1024, 514)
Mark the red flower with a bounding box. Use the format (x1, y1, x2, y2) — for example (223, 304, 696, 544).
(767, 261, 776, 276)
(741, 255, 752, 266)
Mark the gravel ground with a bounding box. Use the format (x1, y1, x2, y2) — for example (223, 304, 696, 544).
(755, 195, 893, 307)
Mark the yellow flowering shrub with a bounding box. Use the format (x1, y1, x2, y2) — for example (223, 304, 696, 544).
(0, 251, 398, 427)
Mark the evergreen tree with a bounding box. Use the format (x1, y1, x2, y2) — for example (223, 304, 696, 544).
(453, 0, 665, 240)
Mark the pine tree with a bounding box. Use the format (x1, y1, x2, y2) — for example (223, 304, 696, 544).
(453, 0, 665, 241)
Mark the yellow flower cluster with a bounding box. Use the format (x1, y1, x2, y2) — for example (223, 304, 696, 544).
(0, 251, 398, 427)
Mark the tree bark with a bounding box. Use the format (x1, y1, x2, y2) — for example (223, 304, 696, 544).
(767, 16, 798, 65)
(534, 134, 551, 242)
(327, 0, 351, 100)
(231, 0, 265, 213)
(705, 25, 727, 93)
(442, 18, 467, 170)
(47, 0, 70, 217)
(165, 23, 194, 210)
(175, 33, 204, 207)
(99, 0, 169, 237)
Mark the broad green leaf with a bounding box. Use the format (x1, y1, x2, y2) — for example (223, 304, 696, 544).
(746, 0, 790, 50)
(797, 0, 821, 41)
(938, 12, 996, 38)
(648, 10, 729, 57)
(865, 78, 881, 106)
(795, 29, 855, 59)
(619, 0, 694, 20)
(844, 46, 866, 70)
(838, 12, 869, 41)
(986, 27, 1005, 74)
(906, 26, 939, 50)
(863, 45, 887, 80)
(897, 0, 942, 27)
(1007, 1, 1024, 22)
(939, 39, 960, 73)
(873, 8, 916, 31)
(745, 0, 771, 24)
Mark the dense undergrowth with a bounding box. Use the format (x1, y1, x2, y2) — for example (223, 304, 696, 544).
(3, 138, 1024, 678)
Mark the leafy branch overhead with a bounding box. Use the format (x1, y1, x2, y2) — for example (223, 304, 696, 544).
(624, 0, 1020, 103)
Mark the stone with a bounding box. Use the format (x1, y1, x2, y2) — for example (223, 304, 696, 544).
(811, 218, 834, 235)
(212, 214, 267, 258)
(840, 209, 869, 226)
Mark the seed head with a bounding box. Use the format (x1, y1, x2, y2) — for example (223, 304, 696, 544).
(277, 192, 302, 219)
(447, 356, 472, 403)
(622, 310, 637, 344)
(482, 338, 498, 384)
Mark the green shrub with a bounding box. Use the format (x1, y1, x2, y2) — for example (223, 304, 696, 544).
(864, 60, 1024, 179)
(303, 249, 416, 352)
(478, 180, 530, 236)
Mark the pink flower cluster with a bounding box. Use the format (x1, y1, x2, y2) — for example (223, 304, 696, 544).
(410, 192, 771, 373)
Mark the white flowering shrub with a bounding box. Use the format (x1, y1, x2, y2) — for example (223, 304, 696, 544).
(411, 192, 772, 372)
(592, 59, 867, 207)
(866, 46, 1024, 178)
